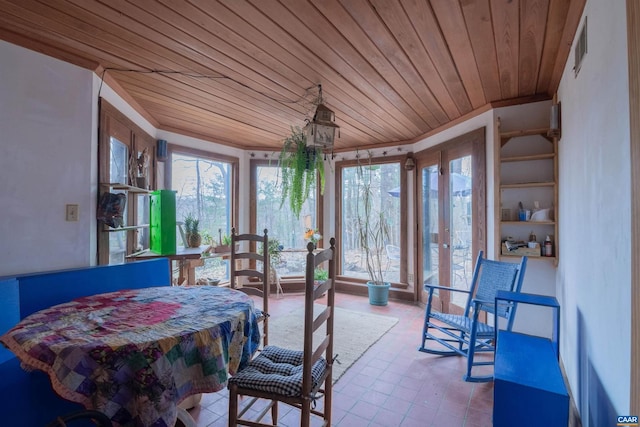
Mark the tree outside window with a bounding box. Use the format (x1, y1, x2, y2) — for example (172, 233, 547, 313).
(341, 161, 401, 283)
(254, 162, 320, 277)
(171, 151, 233, 282)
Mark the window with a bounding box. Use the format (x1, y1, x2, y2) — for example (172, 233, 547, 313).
(98, 100, 155, 265)
(167, 146, 237, 282)
(337, 157, 403, 283)
(251, 160, 322, 277)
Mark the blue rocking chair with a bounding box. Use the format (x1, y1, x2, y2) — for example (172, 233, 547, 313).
(419, 251, 527, 382)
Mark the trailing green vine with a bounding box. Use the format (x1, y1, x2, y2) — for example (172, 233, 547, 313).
(279, 127, 325, 218)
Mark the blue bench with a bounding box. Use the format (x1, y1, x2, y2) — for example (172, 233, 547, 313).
(493, 291, 569, 427)
(0, 259, 170, 426)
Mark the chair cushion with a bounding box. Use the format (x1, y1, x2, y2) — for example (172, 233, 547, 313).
(431, 312, 495, 337)
(229, 346, 327, 397)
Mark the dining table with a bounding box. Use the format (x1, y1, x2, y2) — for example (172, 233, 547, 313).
(0, 285, 261, 427)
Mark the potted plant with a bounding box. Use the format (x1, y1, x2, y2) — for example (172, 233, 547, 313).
(279, 126, 325, 218)
(262, 238, 284, 294)
(184, 213, 202, 248)
(355, 155, 391, 306)
(266, 237, 284, 266)
(314, 267, 328, 284)
(214, 229, 232, 253)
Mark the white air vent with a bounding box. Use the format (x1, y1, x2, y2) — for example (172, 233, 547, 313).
(574, 17, 587, 77)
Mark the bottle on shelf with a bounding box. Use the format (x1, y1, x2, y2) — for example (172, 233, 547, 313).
(544, 235, 553, 257)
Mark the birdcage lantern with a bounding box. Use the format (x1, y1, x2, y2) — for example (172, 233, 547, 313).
(305, 103, 339, 150)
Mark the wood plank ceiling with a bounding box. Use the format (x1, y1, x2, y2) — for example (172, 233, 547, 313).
(0, 0, 585, 152)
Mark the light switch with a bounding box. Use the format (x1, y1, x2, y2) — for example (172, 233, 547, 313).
(66, 204, 79, 221)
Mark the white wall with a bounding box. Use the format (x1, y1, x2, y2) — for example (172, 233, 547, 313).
(0, 41, 94, 275)
(557, 0, 631, 420)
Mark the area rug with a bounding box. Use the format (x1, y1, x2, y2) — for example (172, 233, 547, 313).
(268, 304, 399, 382)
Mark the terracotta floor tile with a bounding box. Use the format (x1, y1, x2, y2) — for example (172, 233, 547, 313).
(382, 395, 413, 415)
(405, 401, 439, 422)
(372, 407, 405, 426)
(335, 382, 368, 398)
(360, 389, 389, 406)
(335, 412, 371, 427)
(349, 400, 380, 420)
(431, 410, 466, 427)
(465, 407, 494, 426)
(391, 384, 420, 401)
(439, 399, 469, 419)
(371, 378, 397, 395)
(191, 291, 495, 426)
(332, 393, 359, 412)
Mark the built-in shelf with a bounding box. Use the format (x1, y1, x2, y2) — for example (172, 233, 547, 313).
(501, 221, 555, 226)
(501, 181, 555, 189)
(101, 183, 150, 193)
(501, 153, 555, 163)
(500, 128, 551, 139)
(104, 224, 150, 232)
(99, 182, 151, 235)
(497, 123, 558, 263)
(501, 253, 557, 261)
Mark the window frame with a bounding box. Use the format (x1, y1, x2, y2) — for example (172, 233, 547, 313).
(335, 154, 408, 286)
(164, 144, 239, 238)
(250, 158, 324, 279)
(97, 99, 156, 265)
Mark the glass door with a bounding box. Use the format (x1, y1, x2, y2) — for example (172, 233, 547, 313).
(416, 129, 485, 314)
(446, 148, 474, 313)
(417, 156, 442, 307)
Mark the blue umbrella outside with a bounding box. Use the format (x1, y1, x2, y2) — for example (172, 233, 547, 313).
(387, 170, 471, 198)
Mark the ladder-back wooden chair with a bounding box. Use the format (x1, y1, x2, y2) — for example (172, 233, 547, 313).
(230, 228, 270, 347)
(419, 250, 528, 382)
(228, 238, 337, 427)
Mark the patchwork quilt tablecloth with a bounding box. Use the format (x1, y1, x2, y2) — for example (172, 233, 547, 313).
(0, 286, 261, 427)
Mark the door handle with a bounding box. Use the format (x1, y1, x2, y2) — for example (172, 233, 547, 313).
(443, 243, 449, 249)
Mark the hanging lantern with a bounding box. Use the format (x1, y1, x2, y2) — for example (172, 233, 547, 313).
(305, 100, 339, 150)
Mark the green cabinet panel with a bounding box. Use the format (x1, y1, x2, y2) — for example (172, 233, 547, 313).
(150, 190, 176, 255)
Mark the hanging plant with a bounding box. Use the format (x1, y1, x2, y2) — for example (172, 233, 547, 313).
(279, 127, 325, 218)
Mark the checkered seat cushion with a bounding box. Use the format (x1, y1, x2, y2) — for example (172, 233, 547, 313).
(228, 346, 327, 397)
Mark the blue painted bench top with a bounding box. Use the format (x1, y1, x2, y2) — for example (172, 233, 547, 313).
(493, 291, 569, 427)
(0, 259, 170, 426)
(495, 331, 568, 396)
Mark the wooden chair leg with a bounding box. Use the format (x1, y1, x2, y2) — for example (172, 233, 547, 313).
(228, 385, 237, 427)
(271, 400, 278, 426)
(324, 379, 333, 426)
(301, 400, 311, 427)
